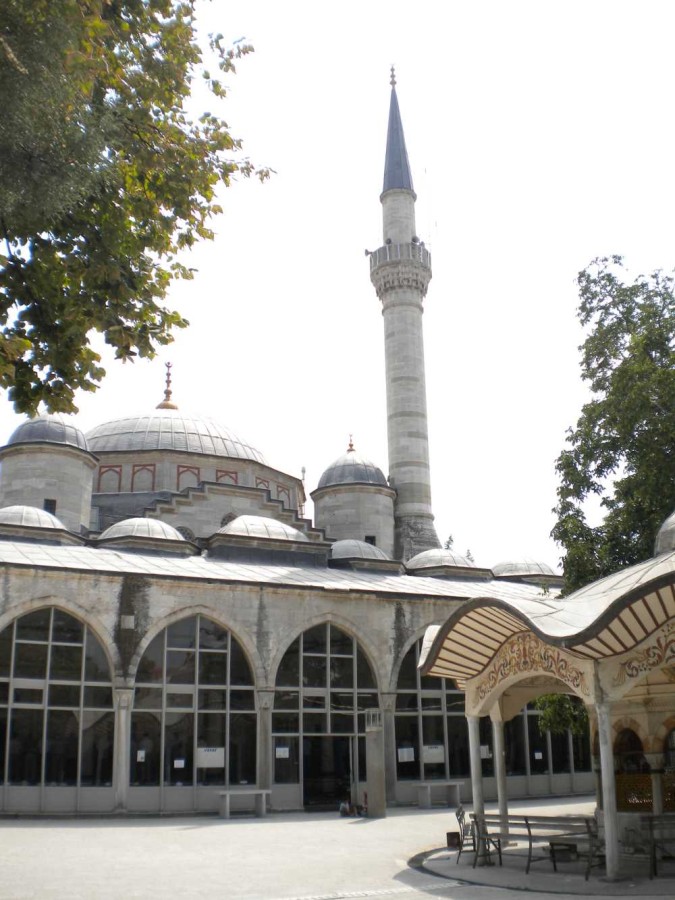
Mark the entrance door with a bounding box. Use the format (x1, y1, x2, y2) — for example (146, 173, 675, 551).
(303, 736, 352, 810)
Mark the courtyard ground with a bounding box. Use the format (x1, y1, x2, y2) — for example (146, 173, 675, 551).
(0, 795, 673, 899)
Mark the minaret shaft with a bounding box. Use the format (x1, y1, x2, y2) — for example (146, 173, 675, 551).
(370, 77, 440, 561)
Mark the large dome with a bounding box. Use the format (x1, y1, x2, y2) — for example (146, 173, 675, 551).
(86, 409, 265, 463)
(7, 414, 88, 452)
(317, 443, 388, 489)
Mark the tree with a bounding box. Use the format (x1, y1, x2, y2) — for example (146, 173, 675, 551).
(0, 1, 267, 414)
(534, 694, 588, 737)
(552, 256, 675, 593)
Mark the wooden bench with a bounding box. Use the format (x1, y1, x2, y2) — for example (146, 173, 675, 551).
(470, 813, 603, 880)
(641, 813, 675, 878)
(218, 788, 271, 819)
(417, 780, 464, 809)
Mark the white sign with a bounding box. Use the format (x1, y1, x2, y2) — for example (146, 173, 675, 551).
(480, 745, 492, 760)
(275, 746, 290, 759)
(136, 750, 146, 763)
(196, 747, 225, 768)
(534, 751, 543, 760)
(397, 747, 415, 763)
(173, 758, 185, 769)
(423, 744, 445, 764)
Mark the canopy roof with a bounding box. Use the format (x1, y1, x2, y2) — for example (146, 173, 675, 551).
(419, 550, 675, 687)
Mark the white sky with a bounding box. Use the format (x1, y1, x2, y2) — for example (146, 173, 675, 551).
(3, 0, 675, 571)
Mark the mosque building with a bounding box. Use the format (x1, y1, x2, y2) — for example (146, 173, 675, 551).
(0, 73, 613, 817)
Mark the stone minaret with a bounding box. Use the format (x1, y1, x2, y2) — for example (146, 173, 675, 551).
(369, 69, 440, 561)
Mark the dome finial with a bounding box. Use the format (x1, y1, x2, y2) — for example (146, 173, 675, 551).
(390, 65, 396, 88)
(348, 434, 355, 452)
(156, 361, 178, 410)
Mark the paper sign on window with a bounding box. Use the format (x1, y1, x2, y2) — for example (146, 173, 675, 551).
(423, 744, 445, 764)
(196, 747, 225, 767)
(397, 747, 415, 763)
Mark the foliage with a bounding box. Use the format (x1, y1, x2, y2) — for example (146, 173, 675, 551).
(552, 256, 675, 593)
(534, 693, 589, 737)
(0, 0, 267, 413)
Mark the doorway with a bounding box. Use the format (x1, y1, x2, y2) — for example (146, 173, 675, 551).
(303, 736, 352, 810)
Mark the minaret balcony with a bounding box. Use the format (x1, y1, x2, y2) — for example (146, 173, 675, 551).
(369, 242, 431, 272)
(369, 242, 432, 299)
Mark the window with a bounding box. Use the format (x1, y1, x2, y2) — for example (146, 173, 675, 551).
(0, 608, 114, 788)
(131, 616, 255, 788)
(272, 624, 377, 785)
(43, 499, 57, 515)
(395, 640, 468, 781)
(364, 536, 376, 546)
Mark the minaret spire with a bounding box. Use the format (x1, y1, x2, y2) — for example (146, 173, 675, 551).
(383, 69, 414, 195)
(369, 70, 440, 561)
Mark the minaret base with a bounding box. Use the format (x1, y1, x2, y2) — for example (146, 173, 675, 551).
(395, 515, 441, 563)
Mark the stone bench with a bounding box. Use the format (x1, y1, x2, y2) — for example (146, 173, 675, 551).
(416, 780, 464, 809)
(218, 788, 272, 819)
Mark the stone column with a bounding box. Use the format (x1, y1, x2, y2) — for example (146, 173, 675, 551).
(113, 687, 134, 812)
(381, 692, 398, 802)
(596, 701, 619, 880)
(467, 715, 484, 816)
(256, 690, 275, 790)
(492, 718, 508, 834)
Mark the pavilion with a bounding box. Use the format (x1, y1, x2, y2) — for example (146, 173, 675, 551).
(419, 514, 675, 880)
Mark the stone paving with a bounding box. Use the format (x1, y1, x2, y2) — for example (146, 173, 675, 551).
(0, 796, 673, 899)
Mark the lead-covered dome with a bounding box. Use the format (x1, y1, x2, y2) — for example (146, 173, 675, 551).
(655, 510, 675, 556)
(492, 558, 556, 578)
(86, 408, 265, 463)
(218, 515, 308, 542)
(317, 442, 388, 489)
(7, 414, 88, 452)
(331, 539, 389, 560)
(99, 518, 186, 542)
(407, 548, 476, 570)
(0, 504, 67, 530)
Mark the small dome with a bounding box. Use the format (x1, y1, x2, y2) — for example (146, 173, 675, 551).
(86, 409, 265, 463)
(99, 518, 186, 542)
(0, 504, 67, 530)
(317, 442, 388, 489)
(492, 558, 555, 578)
(407, 548, 476, 570)
(7, 414, 88, 452)
(655, 510, 675, 555)
(218, 515, 308, 542)
(331, 539, 389, 560)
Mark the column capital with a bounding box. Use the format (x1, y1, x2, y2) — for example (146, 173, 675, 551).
(256, 689, 275, 711)
(113, 687, 134, 710)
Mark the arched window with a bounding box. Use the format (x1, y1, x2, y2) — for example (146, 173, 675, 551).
(664, 728, 675, 771)
(393, 641, 591, 782)
(0, 608, 114, 789)
(395, 639, 471, 781)
(614, 728, 647, 773)
(131, 616, 255, 788)
(272, 623, 378, 808)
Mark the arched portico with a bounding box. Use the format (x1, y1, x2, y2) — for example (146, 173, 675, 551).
(419, 550, 675, 880)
